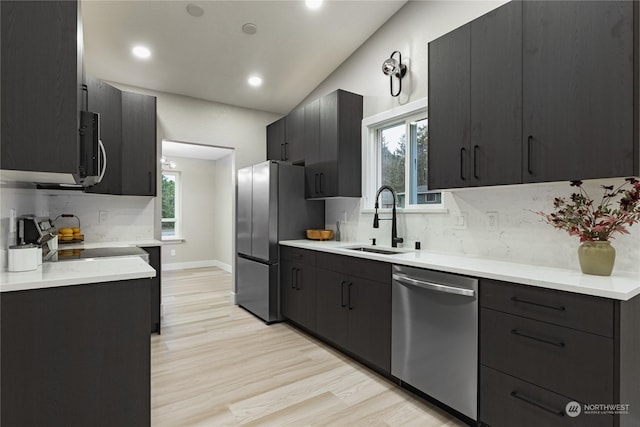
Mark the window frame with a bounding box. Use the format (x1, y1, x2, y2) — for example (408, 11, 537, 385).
(361, 98, 446, 213)
(161, 170, 183, 241)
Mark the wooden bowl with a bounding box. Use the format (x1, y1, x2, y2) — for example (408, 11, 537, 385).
(306, 229, 335, 241)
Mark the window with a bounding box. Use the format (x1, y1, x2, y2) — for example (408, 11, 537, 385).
(162, 171, 181, 239)
(364, 99, 442, 210)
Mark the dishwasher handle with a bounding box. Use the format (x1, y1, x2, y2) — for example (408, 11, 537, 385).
(392, 273, 476, 297)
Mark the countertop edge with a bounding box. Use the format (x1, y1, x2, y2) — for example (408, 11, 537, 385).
(1, 257, 157, 293)
(279, 240, 640, 301)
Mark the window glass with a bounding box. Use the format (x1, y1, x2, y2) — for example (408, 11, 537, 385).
(373, 113, 441, 209)
(162, 172, 179, 238)
(380, 122, 406, 208)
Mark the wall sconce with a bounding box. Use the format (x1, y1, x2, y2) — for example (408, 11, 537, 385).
(161, 157, 176, 171)
(382, 51, 407, 97)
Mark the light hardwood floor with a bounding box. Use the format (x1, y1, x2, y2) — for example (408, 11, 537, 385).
(151, 267, 467, 426)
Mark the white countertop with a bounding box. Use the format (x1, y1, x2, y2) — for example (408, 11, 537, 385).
(60, 239, 163, 250)
(0, 256, 156, 293)
(280, 240, 640, 301)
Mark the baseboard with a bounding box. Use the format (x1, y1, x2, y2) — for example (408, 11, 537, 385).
(162, 259, 233, 272)
(213, 260, 232, 273)
(230, 291, 237, 305)
(162, 260, 215, 271)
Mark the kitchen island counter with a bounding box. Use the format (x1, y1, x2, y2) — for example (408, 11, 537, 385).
(0, 256, 156, 293)
(280, 240, 640, 301)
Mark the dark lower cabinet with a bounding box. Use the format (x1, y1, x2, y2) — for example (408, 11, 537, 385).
(479, 279, 640, 427)
(144, 246, 162, 334)
(315, 253, 391, 373)
(280, 258, 317, 331)
(1, 0, 82, 175)
(315, 268, 349, 349)
(1, 279, 151, 427)
(481, 366, 612, 427)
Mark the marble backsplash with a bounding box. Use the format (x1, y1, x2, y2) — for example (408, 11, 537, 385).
(326, 178, 640, 275)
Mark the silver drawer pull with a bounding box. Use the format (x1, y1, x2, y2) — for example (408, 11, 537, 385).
(510, 391, 565, 417)
(392, 273, 475, 297)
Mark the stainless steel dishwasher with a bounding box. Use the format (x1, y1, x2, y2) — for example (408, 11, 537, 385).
(391, 264, 478, 421)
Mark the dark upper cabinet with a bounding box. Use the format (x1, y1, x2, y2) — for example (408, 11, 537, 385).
(1, 0, 83, 174)
(305, 90, 363, 199)
(470, 1, 522, 186)
(429, 0, 638, 189)
(522, 0, 635, 183)
(304, 99, 320, 197)
(85, 76, 123, 195)
(285, 106, 305, 164)
(428, 24, 471, 190)
(121, 91, 157, 196)
(84, 81, 157, 197)
(266, 117, 286, 161)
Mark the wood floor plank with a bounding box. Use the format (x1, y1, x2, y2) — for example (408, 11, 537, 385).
(151, 267, 468, 426)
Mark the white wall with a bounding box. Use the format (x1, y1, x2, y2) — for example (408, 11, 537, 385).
(161, 155, 233, 271)
(307, 0, 640, 274)
(299, 1, 508, 117)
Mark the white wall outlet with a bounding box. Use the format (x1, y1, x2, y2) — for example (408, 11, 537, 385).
(453, 212, 468, 229)
(487, 211, 499, 231)
(98, 211, 109, 223)
(170, 249, 176, 257)
(9, 208, 16, 233)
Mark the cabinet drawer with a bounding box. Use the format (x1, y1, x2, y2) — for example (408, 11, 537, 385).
(280, 246, 316, 265)
(316, 252, 391, 284)
(481, 366, 612, 427)
(481, 308, 613, 403)
(480, 279, 613, 337)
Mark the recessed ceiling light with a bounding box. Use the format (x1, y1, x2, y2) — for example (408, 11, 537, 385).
(132, 45, 151, 59)
(305, 0, 323, 10)
(248, 76, 262, 87)
(186, 3, 204, 17)
(242, 23, 257, 35)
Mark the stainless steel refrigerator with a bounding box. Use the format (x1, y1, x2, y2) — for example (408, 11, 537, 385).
(236, 161, 324, 323)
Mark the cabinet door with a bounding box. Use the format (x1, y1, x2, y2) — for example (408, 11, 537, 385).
(1, 0, 81, 174)
(143, 246, 162, 334)
(304, 100, 321, 197)
(296, 264, 317, 331)
(85, 76, 123, 194)
(470, 1, 522, 186)
(285, 106, 305, 163)
(121, 91, 157, 196)
(315, 268, 348, 349)
(317, 91, 340, 197)
(347, 277, 391, 372)
(266, 117, 286, 161)
(428, 24, 471, 190)
(280, 260, 299, 322)
(523, 1, 634, 183)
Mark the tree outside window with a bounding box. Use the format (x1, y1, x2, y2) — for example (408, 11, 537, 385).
(162, 172, 180, 238)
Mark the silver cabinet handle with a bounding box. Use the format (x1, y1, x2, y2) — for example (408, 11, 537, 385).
(97, 139, 107, 183)
(392, 273, 475, 297)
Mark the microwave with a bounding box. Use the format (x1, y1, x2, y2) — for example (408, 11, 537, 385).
(74, 110, 106, 187)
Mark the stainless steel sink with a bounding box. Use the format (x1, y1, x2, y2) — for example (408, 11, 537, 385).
(346, 246, 408, 255)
